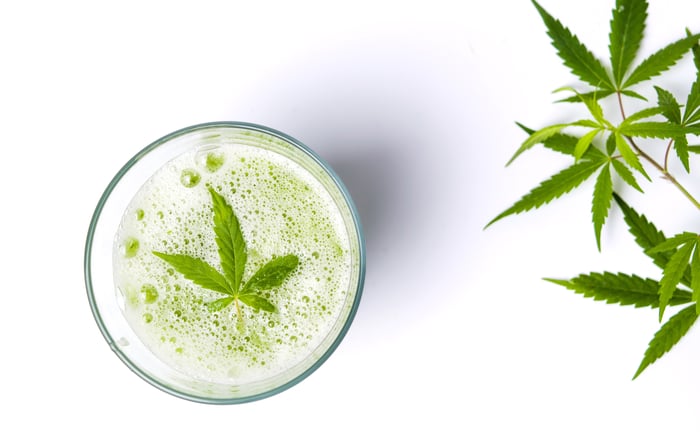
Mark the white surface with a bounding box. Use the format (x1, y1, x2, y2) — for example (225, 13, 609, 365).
(2, 0, 699, 439)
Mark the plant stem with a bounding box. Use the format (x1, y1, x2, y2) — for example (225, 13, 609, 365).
(616, 91, 700, 211)
(663, 139, 674, 171)
(627, 136, 700, 210)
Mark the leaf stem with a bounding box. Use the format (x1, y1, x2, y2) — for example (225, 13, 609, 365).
(234, 297, 243, 322)
(663, 139, 674, 171)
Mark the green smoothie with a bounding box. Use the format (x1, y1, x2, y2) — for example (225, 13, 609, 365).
(113, 133, 356, 387)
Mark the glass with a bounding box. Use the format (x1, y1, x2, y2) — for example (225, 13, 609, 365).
(85, 122, 365, 404)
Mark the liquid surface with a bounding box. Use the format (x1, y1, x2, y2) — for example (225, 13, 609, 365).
(113, 142, 352, 384)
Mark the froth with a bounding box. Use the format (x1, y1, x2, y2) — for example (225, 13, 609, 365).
(113, 142, 353, 385)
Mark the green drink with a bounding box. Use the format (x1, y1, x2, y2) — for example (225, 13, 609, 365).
(85, 123, 365, 403)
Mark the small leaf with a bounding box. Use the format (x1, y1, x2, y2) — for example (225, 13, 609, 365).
(517, 123, 607, 160)
(545, 272, 692, 308)
(532, 0, 614, 90)
(614, 131, 649, 179)
(556, 89, 615, 103)
(620, 89, 649, 101)
(238, 294, 276, 313)
(609, 0, 648, 86)
(683, 75, 700, 124)
(623, 33, 700, 88)
(209, 187, 247, 293)
(619, 121, 699, 138)
(605, 132, 616, 155)
(674, 136, 690, 172)
(152, 252, 232, 295)
(611, 158, 643, 192)
(654, 86, 682, 123)
(207, 296, 235, 312)
(555, 87, 607, 125)
(633, 304, 697, 379)
(623, 106, 663, 124)
(689, 144, 700, 154)
(575, 129, 602, 160)
(658, 241, 695, 321)
(507, 123, 571, 165)
(486, 158, 605, 227)
(241, 254, 300, 293)
(647, 232, 698, 254)
(689, 28, 700, 71)
(592, 163, 613, 250)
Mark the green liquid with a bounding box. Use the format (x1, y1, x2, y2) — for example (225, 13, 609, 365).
(113, 141, 353, 385)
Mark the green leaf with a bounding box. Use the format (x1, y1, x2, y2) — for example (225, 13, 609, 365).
(207, 296, 235, 312)
(592, 163, 613, 250)
(619, 121, 699, 138)
(654, 86, 682, 124)
(623, 106, 663, 124)
(691, 245, 700, 314)
(689, 144, 700, 154)
(658, 241, 695, 321)
(152, 252, 231, 295)
(674, 136, 690, 172)
(545, 272, 692, 308)
(555, 87, 607, 125)
(507, 123, 571, 165)
(238, 294, 276, 312)
(623, 33, 700, 88)
(613, 194, 692, 287)
(620, 89, 649, 101)
(683, 75, 700, 124)
(486, 158, 605, 227)
(606, 132, 617, 155)
(209, 186, 247, 293)
(611, 158, 643, 192)
(514, 123, 607, 161)
(647, 232, 698, 254)
(614, 131, 649, 179)
(241, 254, 300, 294)
(689, 28, 700, 71)
(574, 129, 602, 160)
(556, 89, 616, 103)
(532, 0, 614, 90)
(633, 304, 697, 379)
(609, 0, 648, 86)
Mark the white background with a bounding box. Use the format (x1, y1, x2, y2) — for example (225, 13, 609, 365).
(2, 0, 699, 439)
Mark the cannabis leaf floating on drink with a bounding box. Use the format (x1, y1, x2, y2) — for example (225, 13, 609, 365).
(153, 186, 299, 320)
(486, 0, 700, 378)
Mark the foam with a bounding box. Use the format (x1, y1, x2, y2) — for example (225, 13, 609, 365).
(113, 142, 352, 385)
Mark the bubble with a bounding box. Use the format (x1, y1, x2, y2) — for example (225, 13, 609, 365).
(136, 208, 145, 220)
(122, 237, 139, 258)
(180, 169, 201, 187)
(141, 284, 159, 304)
(143, 313, 153, 323)
(205, 151, 225, 172)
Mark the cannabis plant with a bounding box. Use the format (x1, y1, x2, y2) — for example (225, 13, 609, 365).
(487, 0, 700, 378)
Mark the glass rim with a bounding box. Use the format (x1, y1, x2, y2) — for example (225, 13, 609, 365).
(84, 121, 366, 404)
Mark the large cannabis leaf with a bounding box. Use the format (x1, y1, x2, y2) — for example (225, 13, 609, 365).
(153, 187, 299, 318)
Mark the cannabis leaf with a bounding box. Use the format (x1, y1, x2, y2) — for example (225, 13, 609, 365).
(609, 0, 647, 86)
(153, 187, 299, 318)
(647, 232, 700, 320)
(545, 272, 692, 309)
(532, 0, 613, 91)
(633, 305, 698, 379)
